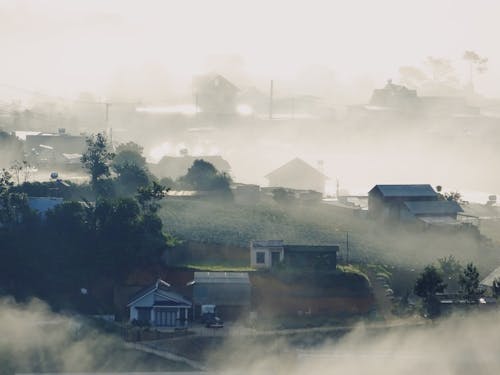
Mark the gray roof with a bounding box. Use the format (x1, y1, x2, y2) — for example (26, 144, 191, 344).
(480, 266, 500, 287)
(193, 272, 250, 284)
(265, 158, 328, 180)
(284, 245, 339, 253)
(251, 240, 284, 248)
(370, 184, 437, 198)
(404, 200, 463, 215)
(28, 197, 63, 214)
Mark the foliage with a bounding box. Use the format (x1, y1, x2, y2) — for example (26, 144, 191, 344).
(80, 133, 115, 192)
(114, 163, 151, 197)
(272, 187, 295, 205)
(179, 159, 232, 196)
(443, 191, 462, 203)
(136, 181, 167, 214)
(0, 182, 175, 307)
(459, 262, 480, 301)
(414, 265, 446, 318)
(112, 149, 146, 169)
(115, 141, 144, 156)
(437, 255, 462, 291)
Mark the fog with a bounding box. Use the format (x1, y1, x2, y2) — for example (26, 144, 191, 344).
(210, 311, 500, 375)
(4, 296, 500, 375)
(0, 297, 187, 373)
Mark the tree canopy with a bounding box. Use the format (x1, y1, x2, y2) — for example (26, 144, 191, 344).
(80, 133, 115, 191)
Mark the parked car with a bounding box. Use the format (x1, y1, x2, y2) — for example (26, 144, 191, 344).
(205, 316, 224, 328)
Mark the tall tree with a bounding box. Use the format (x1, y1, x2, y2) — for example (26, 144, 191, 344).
(459, 262, 480, 302)
(414, 265, 446, 318)
(80, 133, 114, 194)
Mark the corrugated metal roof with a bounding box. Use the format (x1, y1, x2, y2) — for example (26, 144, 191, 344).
(404, 200, 463, 215)
(370, 184, 437, 198)
(193, 272, 250, 284)
(284, 245, 339, 253)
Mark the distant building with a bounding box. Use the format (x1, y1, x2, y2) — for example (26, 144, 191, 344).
(250, 240, 339, 270)
(127, 279, 192, 328)
(25, 129, 86, 154)
(28, 197, 63, 218)
(265, 158, 328, 194)
(350, 80, 479, 117)
(188, 272, 251, 320)
(193, 74, 239, 115)
(368, 184, 438, 220)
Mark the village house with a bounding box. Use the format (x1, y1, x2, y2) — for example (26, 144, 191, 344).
(250, 240, 339, 269)
(193, 74, 239, 116)
(368, 184, 439, 220)
(187, 272, 251, 320)
(265, 158, 328, 194)
(368, 184, 466, 228)
(127, 279, 192, 328)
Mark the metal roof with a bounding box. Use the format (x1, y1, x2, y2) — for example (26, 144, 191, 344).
(284, 245, 339, 253)
(480, 266, 500, 287)
(251, 240, 284, 248)
(370, 184, 437, 198)
(404, 200, 463, 215)
(193, 272, 250, 284)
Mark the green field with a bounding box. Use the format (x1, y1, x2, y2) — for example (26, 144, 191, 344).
(159, 199, 499, 275)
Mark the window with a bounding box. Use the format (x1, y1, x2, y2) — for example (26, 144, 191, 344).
(256, 251, 265, 264)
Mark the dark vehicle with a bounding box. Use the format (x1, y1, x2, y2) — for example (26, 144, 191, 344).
(205, 316, 224, 328)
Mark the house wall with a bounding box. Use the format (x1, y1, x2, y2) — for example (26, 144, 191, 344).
(250, 247, 284, 268)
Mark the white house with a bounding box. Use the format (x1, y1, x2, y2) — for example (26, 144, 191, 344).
(250, 240, 285, 268)
(127, 279, 192, 328)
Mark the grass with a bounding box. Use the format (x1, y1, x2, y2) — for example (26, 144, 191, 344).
(179, 263, 256, 272)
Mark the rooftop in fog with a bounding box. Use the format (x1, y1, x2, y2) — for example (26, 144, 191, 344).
(370, 184, 438, 198)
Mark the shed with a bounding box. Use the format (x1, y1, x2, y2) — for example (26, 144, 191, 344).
(188, 272, 251, 320)
(480, 266, 500, 295)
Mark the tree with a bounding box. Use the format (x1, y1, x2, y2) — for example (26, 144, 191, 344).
(115, 141, 144, 155)
(136, 181, 167, 214)
(437, 255, 462, 290)
(180, 159, 232, 195)
(114, 163, 150, 197)
(463, 50, 488, 89)
(414, 265, 446, 317)
(459, 262, 480, 302)
(80, 133, 115, 193)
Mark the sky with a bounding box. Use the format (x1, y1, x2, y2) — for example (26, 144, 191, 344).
(1, 0, 499, 100)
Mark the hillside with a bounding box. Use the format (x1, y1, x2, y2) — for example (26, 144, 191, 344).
(159, 199, 500, 274)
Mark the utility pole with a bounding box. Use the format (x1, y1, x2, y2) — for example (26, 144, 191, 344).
(346, 231, 349, 265)
(269, 80, 274, 120)
(104, 102, 112, 145)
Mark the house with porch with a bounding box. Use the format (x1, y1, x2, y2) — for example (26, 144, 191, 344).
(127, 279, 192, 328)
